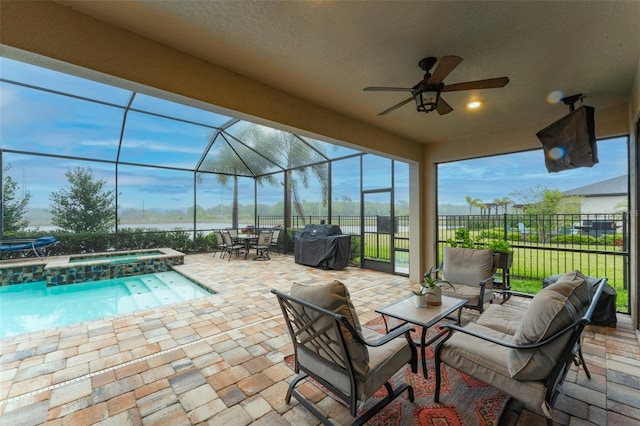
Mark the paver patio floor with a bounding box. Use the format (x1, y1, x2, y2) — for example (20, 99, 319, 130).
(1, 253, 638, 425)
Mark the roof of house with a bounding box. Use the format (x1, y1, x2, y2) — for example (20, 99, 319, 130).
(563, 175, 627, 197)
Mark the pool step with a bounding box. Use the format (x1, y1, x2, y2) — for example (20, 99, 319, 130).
(122, 279, 162, 310)
(136, 275, 186, 306)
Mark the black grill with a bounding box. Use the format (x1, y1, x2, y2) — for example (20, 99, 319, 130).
(294, 224, 351, 270)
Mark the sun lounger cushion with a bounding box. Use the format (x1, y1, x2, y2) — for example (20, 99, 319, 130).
(508, 270, 590, 380)
(291, 280, 369, 375)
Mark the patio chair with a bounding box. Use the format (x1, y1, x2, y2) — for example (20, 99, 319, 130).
(432, 247, 499, 314)
(213, 231, 226, 259)
(221, 231, 244, 261)
(270, 229, 281, 254)
(434, 272, 608, 426)
(250, 231, 272, 260)
(227, 228, 239, 243)
(272, 280, 417, 425)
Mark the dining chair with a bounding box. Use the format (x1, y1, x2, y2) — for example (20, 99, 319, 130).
(270, 229, 281, 254)
(222, 231, 244, 261)
(213, 230, 226, 259)
(251, 231, 273, 260)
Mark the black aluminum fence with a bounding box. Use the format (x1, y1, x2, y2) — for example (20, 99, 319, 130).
(438, 213, 629, 313)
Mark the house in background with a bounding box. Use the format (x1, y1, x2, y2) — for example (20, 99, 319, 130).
(563, 175, 628, 214)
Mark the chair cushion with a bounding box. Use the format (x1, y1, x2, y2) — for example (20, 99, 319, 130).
(508, 270, 591, 380)
(443, 247, 495, 286)
(476, 304, 526, 336)
(291, 280, 370, 376)
(440, 322, 548, 415)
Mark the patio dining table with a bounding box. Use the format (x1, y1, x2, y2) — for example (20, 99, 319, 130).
(236, 234, 258, 259)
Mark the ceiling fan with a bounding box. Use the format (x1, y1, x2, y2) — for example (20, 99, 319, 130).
(363, 55, 509, 116)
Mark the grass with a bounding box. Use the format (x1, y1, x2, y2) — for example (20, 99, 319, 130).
(359, 231, 629, 312)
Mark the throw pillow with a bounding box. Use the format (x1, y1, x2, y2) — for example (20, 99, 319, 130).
(290, 280, 369, 376)
(508, 270, 591, 380)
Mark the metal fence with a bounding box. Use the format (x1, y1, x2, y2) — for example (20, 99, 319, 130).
(438, 213, 629, 312)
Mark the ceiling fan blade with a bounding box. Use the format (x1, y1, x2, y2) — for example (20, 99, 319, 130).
(427, 55, 463, 85)
(442, 77, 510, 92)
(364, 86, 412, 92)
(377, 97, 414, 116)
(436, 97, 453, 115)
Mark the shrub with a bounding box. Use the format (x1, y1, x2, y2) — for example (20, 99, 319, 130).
(550, 234, 596, 245)
(478, 228, 503, 239)
(349, 235, 361, 264)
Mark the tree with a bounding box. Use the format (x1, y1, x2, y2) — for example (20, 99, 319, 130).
(201, 126, 277, 229)
(49, 167, 116, 233)
(2, 164, 31, 233)
(465, 196, 482, 214)
(258, 132, 328, 227)
(201, 125, 329, 229)
(510, 185, 582, 242)
(511, 186, 581, 215)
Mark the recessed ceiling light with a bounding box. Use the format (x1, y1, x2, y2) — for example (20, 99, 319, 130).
(467, 101, 481, 109)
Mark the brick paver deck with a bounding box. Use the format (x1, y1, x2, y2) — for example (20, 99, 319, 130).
(0, 253, 638, 425)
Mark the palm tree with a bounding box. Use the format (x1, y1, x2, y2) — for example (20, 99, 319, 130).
(465, 195, 484, 214)
(200, 126, 276, 229)
(257, 131, 329, 227)
(200, 124, 328, 229)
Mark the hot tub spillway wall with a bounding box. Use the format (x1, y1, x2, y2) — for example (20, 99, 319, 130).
(43, 248, 185, 286)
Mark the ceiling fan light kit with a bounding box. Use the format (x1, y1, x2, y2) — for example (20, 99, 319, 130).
(412, 84, 443, 113)
(363, 55, 509, 116)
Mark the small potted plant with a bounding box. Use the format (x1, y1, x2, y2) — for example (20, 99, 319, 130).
(487, 239, 513, 269)
(417, 266, 456, 306)
(446, 228, 479, 249)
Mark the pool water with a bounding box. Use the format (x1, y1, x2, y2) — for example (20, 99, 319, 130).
(0, 272, 212, 338)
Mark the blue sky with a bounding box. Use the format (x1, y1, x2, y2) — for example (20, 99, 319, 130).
(437, 137, 628, 206)
(0, 57, 629, 212)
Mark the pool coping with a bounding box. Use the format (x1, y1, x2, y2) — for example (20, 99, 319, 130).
(45, 247, 184, 269)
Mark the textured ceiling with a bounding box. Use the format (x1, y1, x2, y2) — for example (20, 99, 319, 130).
(56, 1, 640, 146)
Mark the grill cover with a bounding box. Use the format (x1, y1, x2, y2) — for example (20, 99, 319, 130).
(294, 224, 351, 270)
(543, 274, 617, 327)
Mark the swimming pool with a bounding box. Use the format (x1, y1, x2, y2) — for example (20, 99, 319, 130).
(0, 271, 213, 338)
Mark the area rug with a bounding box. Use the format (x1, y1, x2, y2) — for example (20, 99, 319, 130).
(285, 315, 508, 425)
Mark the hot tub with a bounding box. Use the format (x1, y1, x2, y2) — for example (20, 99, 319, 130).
(0, 248, 185, 286)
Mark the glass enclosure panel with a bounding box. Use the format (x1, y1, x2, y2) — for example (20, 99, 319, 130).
(119, 111, 211, 168)
(199, 135, 254, 176)
(226, 122, 326, 169)
(117, 164, 193, 229)
(0, 57, 132, 106)
(362, 154, 392, 190)
(394, 160, 410, 275)
(394, 161, 410, 216)
(130, 93, 232, 128)
(3, 154, 116, 232)
(256, 172, 285, 228)
(302, 136, 361, 160)
(288, 163, 328, 228)
(1, 82, 123, 159)
(331, 156, 361, 234)
(196, 172, 233, 228)
(236, 176, 256, 228)
(224, 135, 283, 175)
